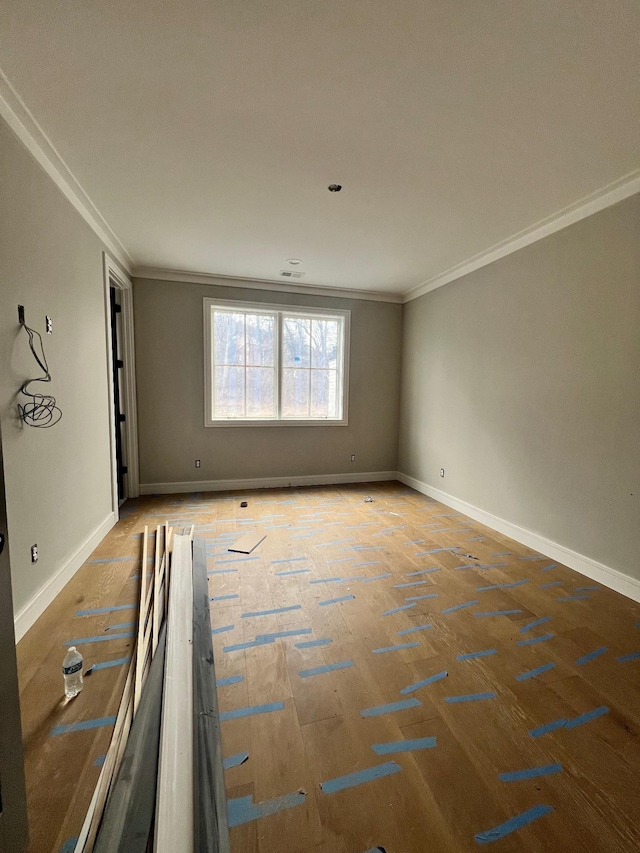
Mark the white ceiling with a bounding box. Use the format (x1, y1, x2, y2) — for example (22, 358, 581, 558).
(1, 0, 639, 296)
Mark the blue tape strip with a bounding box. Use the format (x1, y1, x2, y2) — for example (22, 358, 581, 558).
(90, 656, 130, 670)
(415, 548, 458, 555)
(474, 610, 522, 617)
(320, 761, 402, 794)
(565, 706, 609, 728)
(618, 650, 640, 662)
(394, 580, 427, 589)
(444, 692, 497, 704)
(295, 637, 332, 649)
(87, 557, 135, 564)
(406, 567, 440, 576)
(556, 594, 589, 601)
(442, 600, 478, 614)
(65, 632, 133, 646)
(400, 671, 447, 694)
(75, 604, 136, 616)
(300, 660, 354, 678)
(223, 638, 273, 652)
(539, 580, 563, 588)
(372, 737, 436, 755)
(360, 698, 421, 717)
(476, 580, 529, 591)
(519, 555, 546, 561)
(362, 573, 393, 582)
(310, 577, 343, 584)
(383, 603, 416, 616)
(499, 763, 562, 782)
(51, 716, 117, 736)
(492, 552, 512, 557)
(404, 540, 425, 545)
(326, 557, 353, 565)
(275, 568, 311, 576)
(397, 623, 432, 635)
(316, 539, 354, 548)
(211, 594, 239, 602)
(208, 569, 238, 575)
(216, 555, 260, 564)
(540, 563, 558, 572)
(93, 754, 106, 766)
(319, 595, 355, 606)
(256, 628, 312, 643)
(373, 642, 420, 654)
(212, 624, 234, 635)
(406, 593, 438, 602)
(241, 604, 301, 618)
(353, 561, 382, 567)
(59, 838, 80, 853)
(351, 546, 385, 551)
(216, 675, 244, 687)
(575, 586, 599, 592)
(520, 616, 551, 633)
(220, 702, 285, 722)
(576, 647, 607, 665)
(228, 791, 306, 827)
(457, 649, 497, 660)
(515, 662, 556, 681)
(517, 633, 554, 646)
(223, 752, 249, 771)
(291, 532, 316, 538)
(454, 564, 477, 571)
(476, 563, 509, 570)
(335, 575, 366, 583)
(105, 621, 134, 631)
(529, 718, 568, 737)
(475, 804, 553, 844)
(466, 536, 484, 541)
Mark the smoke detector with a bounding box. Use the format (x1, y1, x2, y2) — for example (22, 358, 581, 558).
(279, 270, 305, 279)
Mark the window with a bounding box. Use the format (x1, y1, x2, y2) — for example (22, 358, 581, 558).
(204, 299, 349, 426)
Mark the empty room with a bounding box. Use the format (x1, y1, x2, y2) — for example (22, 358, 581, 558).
(1, 1, 639, 851)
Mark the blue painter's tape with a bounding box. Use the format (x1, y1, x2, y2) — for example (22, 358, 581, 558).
(539, 581, 563, 589)
(223, 638, 273, 652)
(457, 649, 497, 660)
(400, 671, 447, 694)
(444, 692, 497, 704)
(65, 632, 133, 646)
(272, 556, 307, 565)
(59, 838, 80, 853)
(216, 555, 260, 564)
(310, 577, 342, 584)
(618, 650, 640, 662)
(360, 698, 421, 717)
(326, 557, 353, 565)
(220, 702, 285, 722)
(529, 718, 568, 737)
(75, 603, 136, 616)
(397, 623, 432, 635)
(316, 539, 354, 548)
(575, 586, 599, 592)
(51, 715, 117, 736)
(404, 540, 425, 545)
(556, 594, 590, 601)
(394, 580, 427, 589)
(291, 532, 316, 538)
(540, 563, 558, 572)
(319, 595, 355, 606)
(383, 603, 416, 616)
(216, 674, 244, 687)
(515, 662, 556, 681)
(565, 706, 609, 728)
(105, 621, 134, 631)
(299, 660, 354, 678)
(519, 555, 546, 561)
(256, 628, 312, 643)
(474, 610, 522, 617)
(295, 637, 332, 649)
(275, 568, 311, 576)
(90, 656, 130, 670)
(351, 546, 385, 551)
(476, 563, 509, 570)
(576, 647, 607, 665)
(362, 573, 393, 582)
(415, 548, 458, 555)
(87, 557, 135, 564)
(492, 552, 512, 557)
(442, 600, 478, 614)
(223, 751, 249, 770)
(335, 575, 366, 583)
(499, 763, 563, 782)
(517, 634, 554, 646)
(228, 791, 306, 827)
(93, 754, 106, 766)
(467, 536, 484, 541)
(476, 580, 529, 592)
(406, 593, 438, 602)
(241, 604, 302, 618)
(211, 594, 239, 602)
(372, 737, 436, 755)
(406, 567, 440, 576)
(475, 804, 553, 844)
(208, 569, 238, 575)
(520, 616, 551, 633)
(373, 642, 420, 654)
(212, 624, 234, 635)
(454, 564, 477, 571)
(320, 761, 402, 794)
(352, 561, 382, 567)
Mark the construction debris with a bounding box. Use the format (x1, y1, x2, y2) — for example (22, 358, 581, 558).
(228, 531, 266, 554)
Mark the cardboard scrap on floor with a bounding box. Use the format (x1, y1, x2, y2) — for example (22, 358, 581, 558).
(228, 531, 266, 554)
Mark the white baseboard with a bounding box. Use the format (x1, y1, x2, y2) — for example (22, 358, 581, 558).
(140, 471, 398, 496)
(14, 511, 118, 642)
(397, 472, 640, 604)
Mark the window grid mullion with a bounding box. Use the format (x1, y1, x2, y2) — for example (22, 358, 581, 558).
(277, 312, 283, 419)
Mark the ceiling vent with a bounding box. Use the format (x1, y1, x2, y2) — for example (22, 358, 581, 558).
(279, 270, 305, 279)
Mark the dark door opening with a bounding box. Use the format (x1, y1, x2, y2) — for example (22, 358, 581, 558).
(109, 286, 127, 503)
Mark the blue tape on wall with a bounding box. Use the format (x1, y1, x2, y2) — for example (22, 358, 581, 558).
(223, 752, 249, 770)
(457, 649, 497, 660)
(372, 737, 436, 755)
(400, 671, 447, 694)
(228, 791, 306, 827)
(475, 804, 553, 844)
(397, 624, 432, 636)
(499, 764, 562, 782)
(219, 702, 285, 722)
(360, 698, 421, 717)
(373, 642, 420, 654)
(575, 647, 607, 665)
(51, 716, 117, 736)
(241, 604, 302, 618)
(295, 638, 332, 649)
(515, 662, 556, 681)
(442, 600, 478, 614)
(319, 595, 355, 606)
(320, 761, 402, 794)
(517, 634, 554, 646)
(444, 692, 497, 704)
(299, 660, 354, 678)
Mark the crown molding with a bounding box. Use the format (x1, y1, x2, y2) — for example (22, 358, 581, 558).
(0, 67, 133, 271)
(133, 266, 403, 303)
(403, 169, 640, 303)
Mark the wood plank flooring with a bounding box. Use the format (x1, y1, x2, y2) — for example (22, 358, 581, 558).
(17, 482, 640, 852)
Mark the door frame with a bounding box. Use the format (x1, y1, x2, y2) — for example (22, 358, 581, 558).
(103, 253, 139, 509)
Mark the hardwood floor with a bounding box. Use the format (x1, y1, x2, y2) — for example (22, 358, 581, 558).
(17, 482, 640, 852)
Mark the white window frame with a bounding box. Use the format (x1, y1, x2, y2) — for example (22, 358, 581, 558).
(204, 297, 350, 427)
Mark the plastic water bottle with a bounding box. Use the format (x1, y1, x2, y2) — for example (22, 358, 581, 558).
(63, 646, 84, 698)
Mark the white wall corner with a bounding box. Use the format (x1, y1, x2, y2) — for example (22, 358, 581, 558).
(14, 511, 118, 642)
(396, 471, 640, 604)
(139, 471, 398, 495)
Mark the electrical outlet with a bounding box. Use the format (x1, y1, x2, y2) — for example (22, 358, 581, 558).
(195, 459, 201, 468)
(350, 454, 356, 462)
(45, 315, 53, 334)
(18, 305, 25, 325)
(31, 544, 38, 563)
(440, 468, 445, 478)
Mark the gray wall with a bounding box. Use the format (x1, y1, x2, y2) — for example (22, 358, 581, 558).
(134, 278, 402, 486)
(0, 118, 115, 618)
(399, 194, 640, 579)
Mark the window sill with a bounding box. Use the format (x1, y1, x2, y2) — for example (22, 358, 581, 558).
(205, 417, 348, 428)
